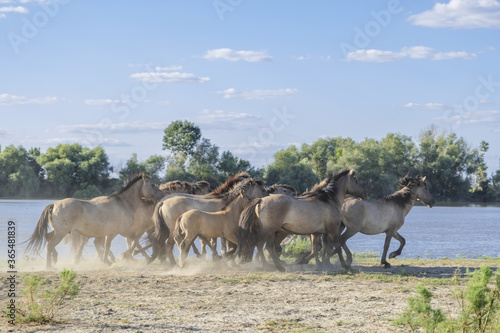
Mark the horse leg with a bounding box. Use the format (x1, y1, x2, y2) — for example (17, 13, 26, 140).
(74, 235, 89, 265)
(389, 232, 406, 259)
(381, 232, 393, 268)
(207, 238, 220, 261)
(265, 236, 286, 272)
(297, 234, 322, 265)
(165, 238, 177, 266)
(329, 232, 349, 270)
(45, 231, 66, 270)
(102, 235, 116, 266)
(220, 237, 227, 256)
(190, 241, 202, 258)
(339, 228, 358, 267)
(178, 234, 195, 268)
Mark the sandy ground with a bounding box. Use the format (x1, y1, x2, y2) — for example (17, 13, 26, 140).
(2, 256, 499, 333)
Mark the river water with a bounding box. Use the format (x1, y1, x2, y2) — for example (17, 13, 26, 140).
(1, 200, 499, 266)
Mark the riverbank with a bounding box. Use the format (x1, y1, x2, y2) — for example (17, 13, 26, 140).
(2, 257, 499, 332)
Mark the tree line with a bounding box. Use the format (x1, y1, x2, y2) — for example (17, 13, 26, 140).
(1, 121, 499, 202)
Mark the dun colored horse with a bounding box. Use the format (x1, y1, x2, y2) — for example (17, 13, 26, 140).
(174, 178, 269, 267)
(340, 174, 435, 268)
(150, 172, 253, 265)
(237, 169, 366, 271)
(26, 174, 164, 269)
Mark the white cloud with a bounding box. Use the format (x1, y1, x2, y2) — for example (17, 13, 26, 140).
(58, 121, 170, 134)
(407, 0, 500, 29)
(0, 5, 28, 13)
(346, 46, 477, 62)
(0, 93, 58, 105)
(193, 109, 262, 131)
(85, 98, 169, 106)
(203, 48, 272, 62)
(130, 71, 209, 83)
(403, 102, 452, 110)
(84, 99, 121, 106)
(44, 137, 130, 147)
(216, 88, 300, 100)
(435, 110, 500, 125)
(155, 65, 182, 71)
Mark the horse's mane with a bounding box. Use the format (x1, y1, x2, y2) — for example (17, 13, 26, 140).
(209, 172, 251, 197)
(192, 180, 211, 193)
(299, 169, 351, 203)
(108, 173, 147, 198)
(381, 174, 418, 207)
(267, 184, 297, 196)
(159, 180, 192, 193)
(220, 178, 265, 210)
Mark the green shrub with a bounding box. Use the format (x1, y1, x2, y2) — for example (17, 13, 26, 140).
(395, 284, 445, 332)
(396, 265, 500, 332)
(282, 236, 312, 258)
(15, 269, 80, 323)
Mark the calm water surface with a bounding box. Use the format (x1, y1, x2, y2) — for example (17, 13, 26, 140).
(1, 200, 499, 266)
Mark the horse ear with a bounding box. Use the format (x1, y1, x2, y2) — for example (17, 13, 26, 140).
(421, 176, 426, 182)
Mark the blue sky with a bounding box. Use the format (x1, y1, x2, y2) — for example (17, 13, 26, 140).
(1, 0, 499, 174)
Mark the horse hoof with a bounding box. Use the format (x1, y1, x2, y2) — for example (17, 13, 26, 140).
(389, 252, 397, 259)
(383, 263, 391, 269)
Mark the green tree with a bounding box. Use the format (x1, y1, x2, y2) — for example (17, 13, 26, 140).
(0, 145, 41, 198)
(38, 144, 113, 197)
(162, 120, 201, 156)
(119, 153, 166, 184)
(188, 138, 220, 186)
(217, 150, 263, 179)
(265, 146, 318, 194)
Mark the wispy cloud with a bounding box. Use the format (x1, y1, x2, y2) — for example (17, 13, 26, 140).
(407, 0, 500, 29)
(193, 109, 262, 131)
(435, 110, 500, 125)
(44, 137, 131, 147)
(84, 99, 169, 106)
(203, 48, 272, 62)
(58, 121, 170, 134)
(0, 93, 58, 105)
(346, 46, 477, 62)
(0, 5, 28, 15)
(403, 102, 453, 110)
(130, 71, 209, 83)
(215, 88, 300, 100)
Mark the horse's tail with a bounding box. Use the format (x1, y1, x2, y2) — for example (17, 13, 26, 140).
(151, 201, 169, 243)
(25, 203, 53, 254)
(64, 232, 86, 254)
(173, 214, 185, 246)
(237, 198, 262, 261)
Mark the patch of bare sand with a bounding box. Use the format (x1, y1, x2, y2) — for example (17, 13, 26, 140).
(2, 257, 499, 332)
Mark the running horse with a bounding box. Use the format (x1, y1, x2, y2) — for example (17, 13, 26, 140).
(237, 169, 366, 271)
(26, 173, 164, 269)
(340, 173, 435, 268)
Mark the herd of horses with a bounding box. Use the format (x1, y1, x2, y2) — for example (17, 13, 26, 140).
(26, 169, 435, 271)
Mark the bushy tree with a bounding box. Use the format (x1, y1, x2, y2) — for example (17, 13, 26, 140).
(0, 145, 42, 198)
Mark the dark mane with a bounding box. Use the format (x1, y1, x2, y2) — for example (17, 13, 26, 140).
(192, 180, 211, 192)
(220, 178, 254, 210)
(299, 169, 351, 203)
(159, 180, 192, 193)
(267, 184, 296, 196)
(381, 187, 412, 208)
(108, 173, 146, 198)
(209, 172, 251, 197)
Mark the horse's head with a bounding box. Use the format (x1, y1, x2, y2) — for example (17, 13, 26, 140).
(243, 178, 269, 201)
(414, 176, 435, 207)
(193, 181, 211, 194)
(345, 170, 367, 200)
(140, 175, 165, 202)
(402, 174, 435, 208)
